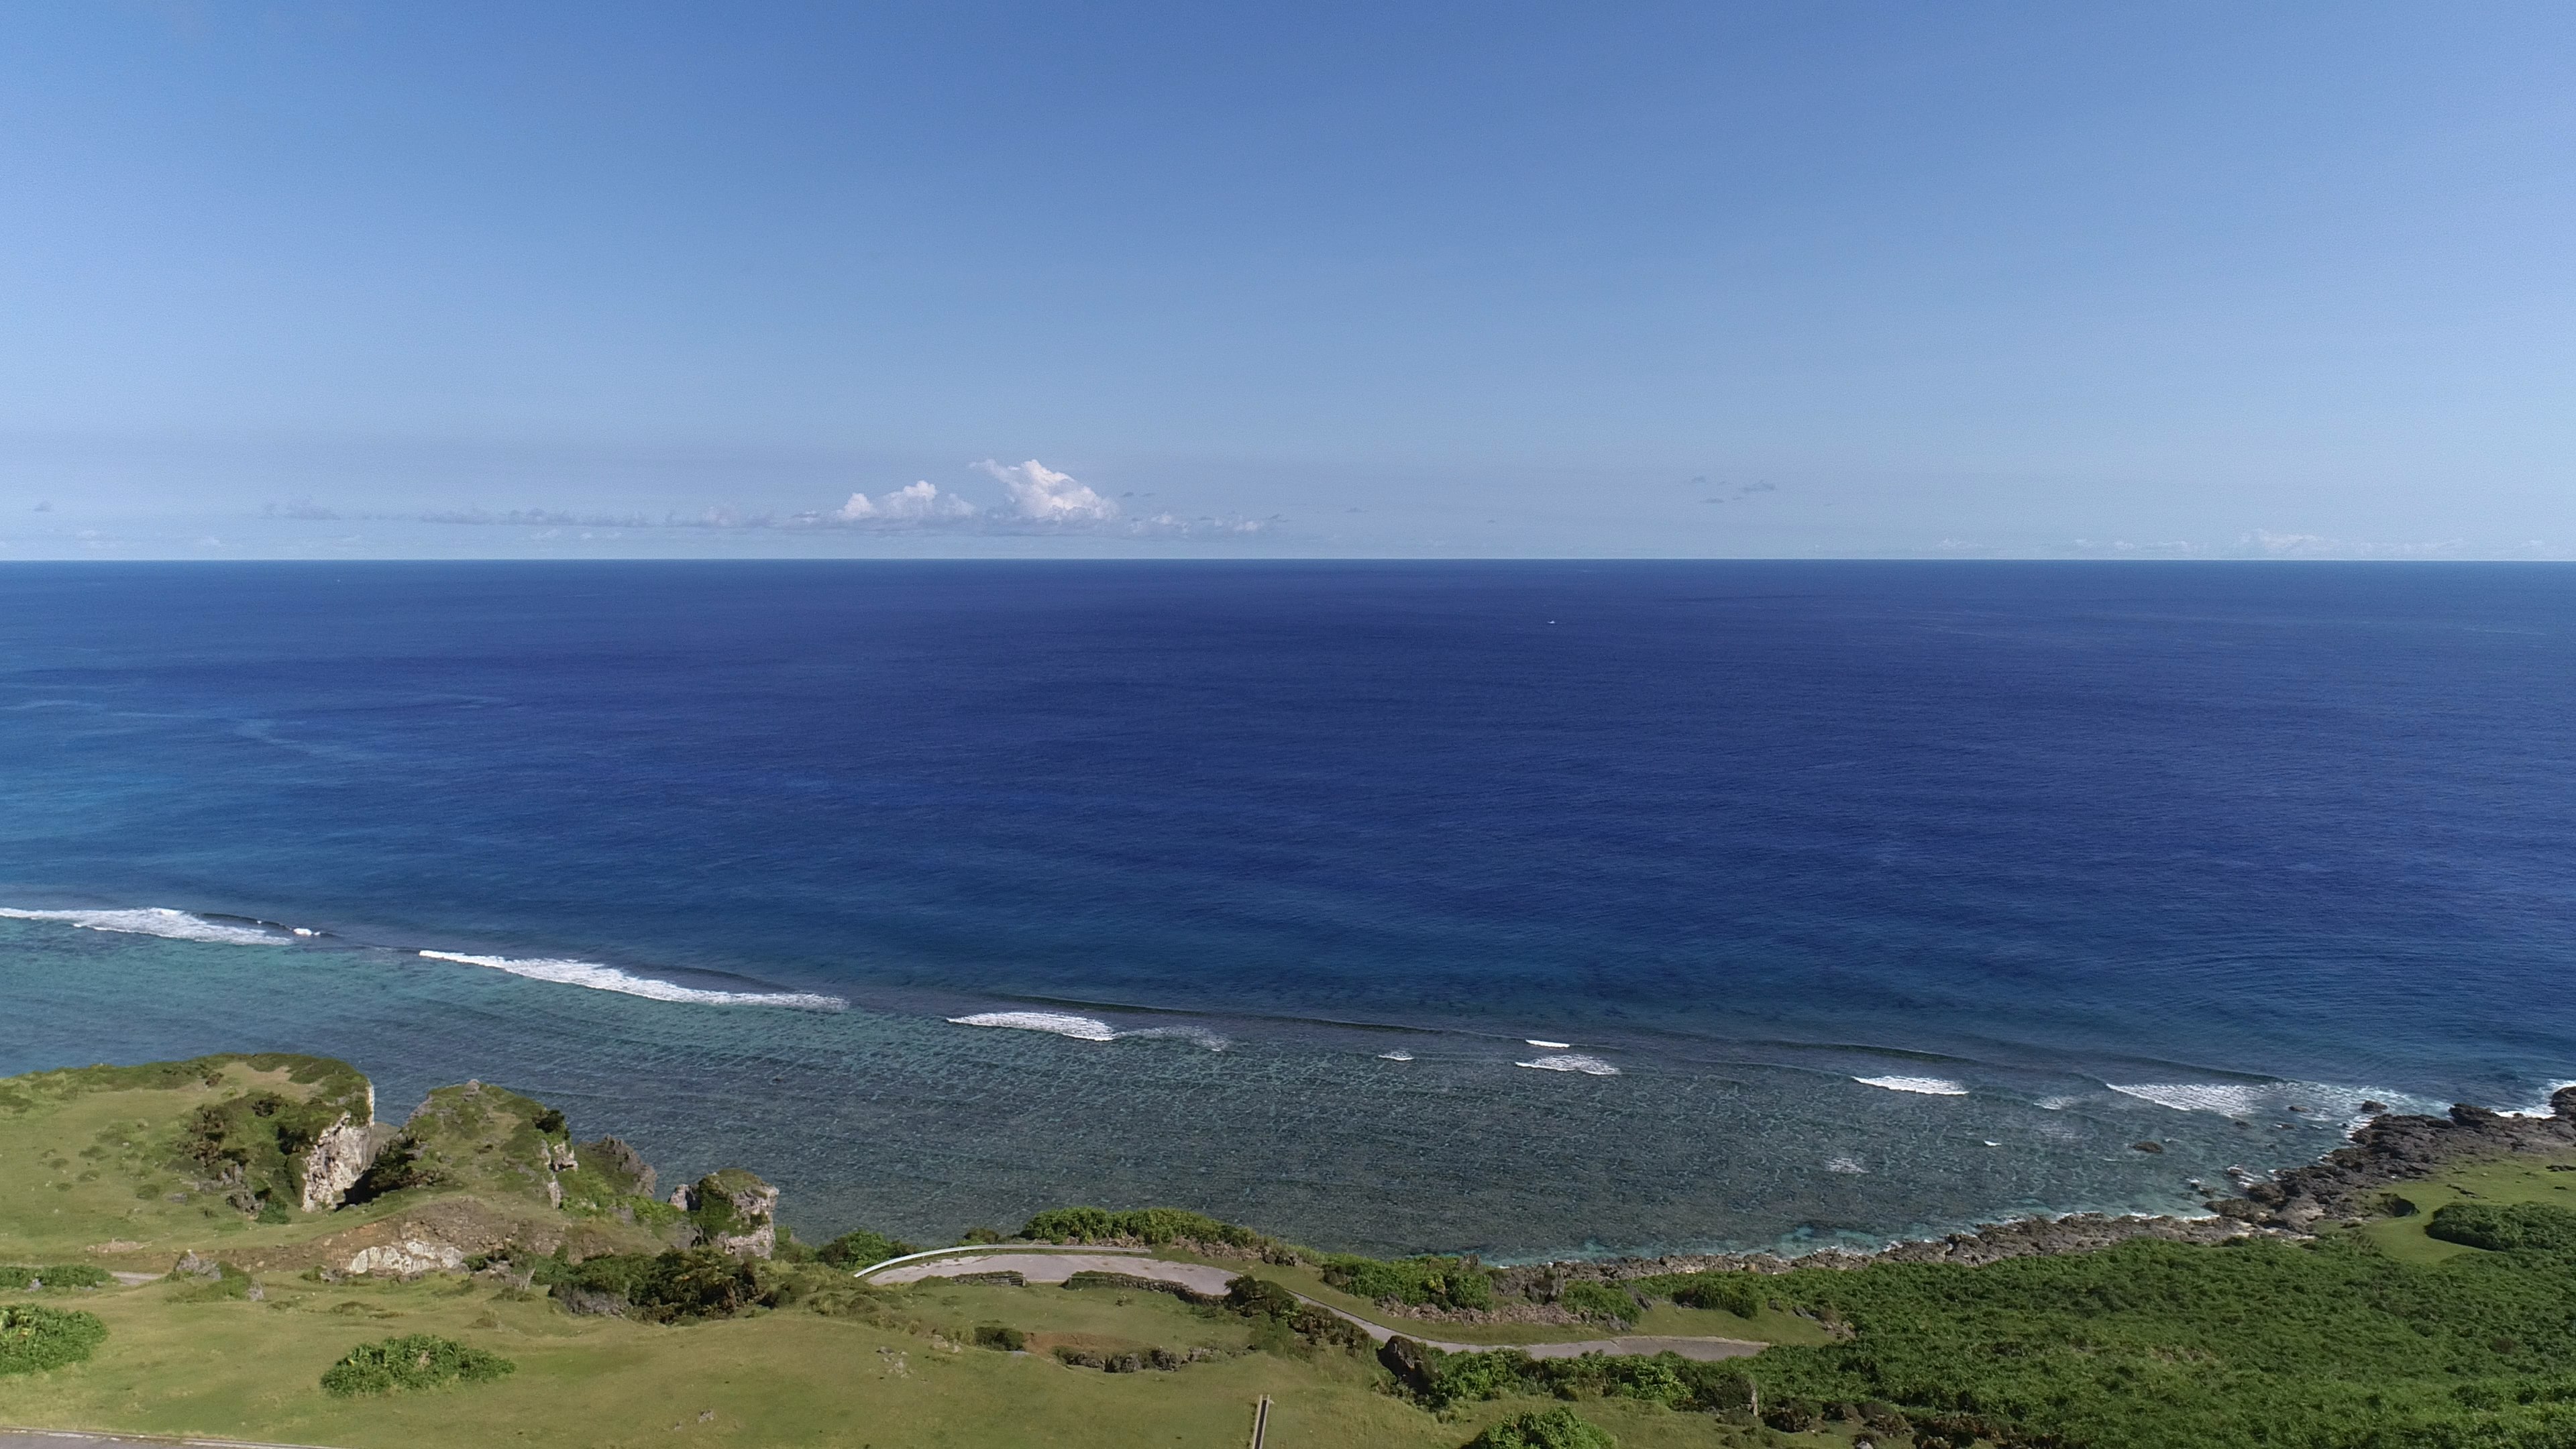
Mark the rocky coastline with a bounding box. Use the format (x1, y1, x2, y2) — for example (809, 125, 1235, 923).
(1448, 1087, 2576, 1303)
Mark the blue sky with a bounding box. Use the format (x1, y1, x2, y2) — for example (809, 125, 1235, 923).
(3, 1, 2570, 558)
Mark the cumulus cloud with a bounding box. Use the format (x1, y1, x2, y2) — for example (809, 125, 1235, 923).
(836, 480, 976, 523)
(975, 458, 1117, 522)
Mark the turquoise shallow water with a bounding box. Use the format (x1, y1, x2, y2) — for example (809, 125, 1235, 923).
(0, 919, 2391, 1258)
(3, 561, 2569, 1257)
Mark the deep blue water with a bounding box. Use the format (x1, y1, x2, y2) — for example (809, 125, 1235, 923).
(3, 561, 2571, 1258)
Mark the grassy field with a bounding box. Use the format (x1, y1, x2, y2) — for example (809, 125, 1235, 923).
(2352, 1151, 2576, 1265)
(0, 1271, 1851, 1449)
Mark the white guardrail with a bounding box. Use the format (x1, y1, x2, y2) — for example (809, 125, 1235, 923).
(847, 1242, 1151, 1281)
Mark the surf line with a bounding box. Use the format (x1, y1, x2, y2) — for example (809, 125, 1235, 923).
(416, 950, 846, 1011)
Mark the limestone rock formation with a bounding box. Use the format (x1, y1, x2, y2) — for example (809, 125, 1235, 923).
(299, 1110, 388, 1213)
(669, 1169, 780, 1258)
(346, 1237, 468, 1277)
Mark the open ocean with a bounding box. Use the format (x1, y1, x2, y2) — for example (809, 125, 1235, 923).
(3, 561, 2571, 1259)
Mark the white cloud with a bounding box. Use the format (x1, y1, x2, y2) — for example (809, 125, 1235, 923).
(975, 459, 1117, 523)
(836, 480, 976, 523)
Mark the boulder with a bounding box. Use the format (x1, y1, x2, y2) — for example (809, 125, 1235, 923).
(672, 1169, 780, 1259)
(345, 1237, 466, 1277)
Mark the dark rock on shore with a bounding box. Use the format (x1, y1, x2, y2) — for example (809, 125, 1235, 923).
(1490, 1211, 2273, 1296)
(2198, 1088, 2576, 1231)
(1481, 1088, 2576, 1291)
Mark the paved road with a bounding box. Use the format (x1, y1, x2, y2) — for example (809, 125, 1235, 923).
(859, 1251, 1767, 1362)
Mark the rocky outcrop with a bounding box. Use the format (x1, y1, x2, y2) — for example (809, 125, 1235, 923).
(346, 1237, 467, 1277)
(1474, 1089, 2576, 1297)
(1483, 1211, 2267, 1301)
(299, 1112, 389, 1213)
(2200, 1089, 2576, 1230)
(670, 1169, 780, 1258)
(578, 1136, 656, 1199)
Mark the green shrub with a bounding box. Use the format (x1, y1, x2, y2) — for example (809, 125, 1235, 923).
(1222, 1275, 1370, 1356)
(1463, 1406, 1617, 1449)
(1666, 1274, 1766, 1317)
(1627, 1232, 2576, 1449)
(1320, 1253, 1494, 1311)
(973, 1323, 1026, 1351)
(816, 1228, 917, 1270)
(2426, 1201, 2576, 1253)
(319, 1334, 515, 1396)
(1558, 1280, 1640, 1326)
(1017, 1205, 1278, 1252)
(0, 1304, 107, 1376)
(537, 1249, 769, 1323)
(0, 1265, 114, 1291)
(1387, 1340, 1742, 1414)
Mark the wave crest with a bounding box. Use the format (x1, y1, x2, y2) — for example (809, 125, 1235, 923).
(1, 906, 286, 947)
(418, 951, 845, 1011)
(1517, 1053, 1619, 1076)
(1854, 1074, 1968, 1096)
(944, 1011, 1228, 1049)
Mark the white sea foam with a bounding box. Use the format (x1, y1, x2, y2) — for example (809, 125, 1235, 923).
(1824, 1155, 1866, 1174)
(1853, 1075, 1968, 1096)
(1122, 1025, 1234, 1052)
(419, 951, 846, 1011)
(2108, 1079, 2444, 1124)
(2035, 1095, 2083, 1111)
(944, 1011, 1227, 1049)
(1517, 1053, 1619, 1075)
(1525, 1039, 1572, 1049)
(1377, 1051, 1415, 1062)
(0, 906, 286, 947)
(2504, 1080, 2576, 1118)
(949, 1010, 1118, 1040)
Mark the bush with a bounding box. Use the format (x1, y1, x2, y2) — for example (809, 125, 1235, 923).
(1558, 1280, 1640, 1326)
(816, 1228, 917, 1270)
(2426, 1201, 2576, 1253)
(1222, 1275, 1370, 1356)
(319, 1334, 515, 1396)
(1464, 1406, 1617, 1449)
(0, 1265, 113, 1291)
(1668, 1274, 1766, 1318)
(0, 1304, 107, 1376)
(537, 1250, 770, 1323)
(1385, 1340, 1742, 1414)
(1017, 1206, 1277, 1252)
(973, 1324, 1026, 1351)
(1320, 1253, 1495, 1311)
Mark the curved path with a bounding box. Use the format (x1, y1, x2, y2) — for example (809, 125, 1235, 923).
(858, 1249, 1766, 1362)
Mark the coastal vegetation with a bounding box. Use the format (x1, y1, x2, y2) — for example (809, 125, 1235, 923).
(319, 1334, 516, 1396)
(0, 1303, 107, 1377)
(1467, 1406, 1620, 1448)
(15, 1051, 2576, 1447)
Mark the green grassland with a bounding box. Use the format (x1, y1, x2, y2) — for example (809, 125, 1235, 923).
(0, 1270, 1850, 1449)
(2355, 1153, 2576, 1265)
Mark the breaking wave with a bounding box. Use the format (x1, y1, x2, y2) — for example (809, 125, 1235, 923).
(945, 1010, 1227, 1049)
(1517, 1052, 1620, 1076)
(2108, 1079, 2444, 1123)
(0, 906, 288, 947)
(1853, 1074, 1969, 1096)
(417, 951, 845, 1010)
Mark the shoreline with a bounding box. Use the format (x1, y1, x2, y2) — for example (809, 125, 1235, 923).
(1418, 1085, 2576, 1306)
